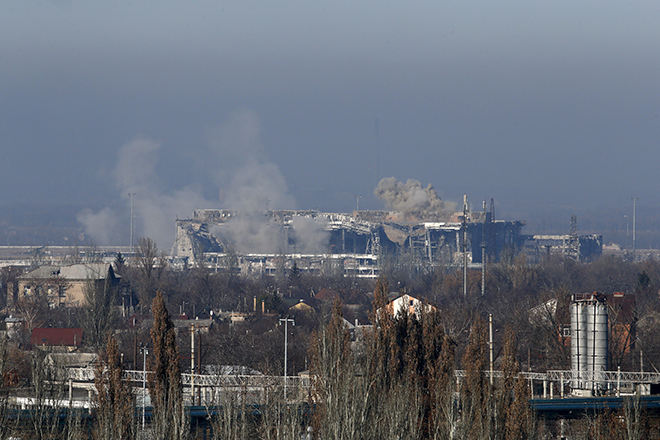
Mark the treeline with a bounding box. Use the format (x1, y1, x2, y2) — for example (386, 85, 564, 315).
(1, 281, 658, 439)
(5, 236, 660, 438)
(310, 279, 533, 440)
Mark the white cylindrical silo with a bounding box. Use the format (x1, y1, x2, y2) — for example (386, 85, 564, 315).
(570, 302, 588, 389)
(586, 301, 608, 392)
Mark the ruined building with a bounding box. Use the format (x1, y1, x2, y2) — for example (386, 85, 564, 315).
(172, 207, 532, 277)
(172, 208, 603, 277)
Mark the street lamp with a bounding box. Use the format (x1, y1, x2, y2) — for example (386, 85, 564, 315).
(140, 345, 149, 430)
(279, 316, 295, 401)
(354, 194, 362, 212)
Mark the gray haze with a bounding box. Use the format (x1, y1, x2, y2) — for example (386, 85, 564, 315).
(2, 1, 660, 248)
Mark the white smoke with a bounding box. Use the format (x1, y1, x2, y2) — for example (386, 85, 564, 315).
(212, 213, 283, 254)
(374, 177, 453, 212)
(205, 109, 300, 254)
(76, 207, 119, 245)
(290, 216, 329, 254)
(77, 109, 299, 253)
(208, 109, 296, 212)
(78, 137, 212, 248)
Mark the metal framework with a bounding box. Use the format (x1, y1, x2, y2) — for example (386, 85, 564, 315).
(67, 368, 310, 390)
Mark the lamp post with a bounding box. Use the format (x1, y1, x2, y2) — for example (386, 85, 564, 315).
(140, 345, 148, 430)
(354, 194, 362, 212)
(279, 317, 295, 401)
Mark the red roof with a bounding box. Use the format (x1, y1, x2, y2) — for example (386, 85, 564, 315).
(314, 288, 339, 301)
(31, 328, 83, 347)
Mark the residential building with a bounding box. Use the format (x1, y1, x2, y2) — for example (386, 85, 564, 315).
(11, 263, 119, 307)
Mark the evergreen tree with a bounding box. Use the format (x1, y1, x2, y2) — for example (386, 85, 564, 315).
(114, 252, 126, 275)
(148, 291, 187, 440)
(94, 333, 135, 440)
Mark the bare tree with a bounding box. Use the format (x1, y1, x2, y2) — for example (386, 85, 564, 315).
(25, 350, 67, 440)
(0, 336, 19, 439)
(14, 292, 49, 347)
(133, 237, 167, 307)
(82, 268, 118, 349)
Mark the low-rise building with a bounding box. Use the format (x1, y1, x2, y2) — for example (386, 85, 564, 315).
(385, 294, 436, 319)
(11, 263, 119, 307)
(31, 328, 83, 352)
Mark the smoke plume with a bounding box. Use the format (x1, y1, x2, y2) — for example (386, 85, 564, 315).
(290, 216, 329, 254)
(374, 177, 453, 212)
(78, 109, 296, 252)
(76, 207, 119, 245)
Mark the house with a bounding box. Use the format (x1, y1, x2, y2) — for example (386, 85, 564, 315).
(385, 294, 437, 319)
(12, 263, 120, 308)
(288, 299, 316, 315)
(173, 317, 215, 334)
(31, 328, 83, 352)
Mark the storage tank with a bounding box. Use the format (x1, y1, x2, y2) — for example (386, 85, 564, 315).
(570, 301, 588, 389)
(570, 293, 608, 394)
(586, 300, 608, 391)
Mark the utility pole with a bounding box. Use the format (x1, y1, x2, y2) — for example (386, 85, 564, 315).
(279, 317, 295, 402)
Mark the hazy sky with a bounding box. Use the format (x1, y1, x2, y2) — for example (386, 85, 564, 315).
(2, 1, 659, 246)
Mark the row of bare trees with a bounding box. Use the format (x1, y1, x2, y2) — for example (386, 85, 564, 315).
(309, 278, 533, 440)
(1, 287, 656, 439)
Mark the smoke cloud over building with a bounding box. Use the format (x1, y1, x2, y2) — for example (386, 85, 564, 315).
(374, 177, 455, 212)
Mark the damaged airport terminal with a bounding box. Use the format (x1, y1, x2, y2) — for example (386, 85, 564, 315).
(172, 206, 603, 277)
